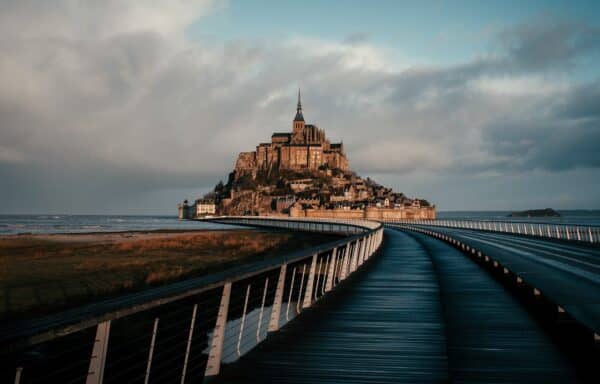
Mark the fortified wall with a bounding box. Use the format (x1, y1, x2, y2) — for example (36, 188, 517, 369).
(290, 205, 436, 220)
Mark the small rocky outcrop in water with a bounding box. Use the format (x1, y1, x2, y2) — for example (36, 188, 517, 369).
(508, 208, 561, 218)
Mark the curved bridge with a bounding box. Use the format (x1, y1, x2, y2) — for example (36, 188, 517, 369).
(1, 217, 598, 383)
(1, 217, 382, 384)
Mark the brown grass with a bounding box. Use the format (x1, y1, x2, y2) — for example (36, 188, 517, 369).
(0, 229, 337, 320)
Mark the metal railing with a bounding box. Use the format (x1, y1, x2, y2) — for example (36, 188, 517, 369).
(384, 219, 599, 243)
(1, 217, 383, 384)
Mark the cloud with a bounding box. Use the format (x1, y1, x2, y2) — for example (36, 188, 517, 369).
(497, 17, 600, 70)
(0, 0, 214, 40)
(0, 4, 599, 213)
(556, 80, 600, 120)
(0, 146, 25, 164)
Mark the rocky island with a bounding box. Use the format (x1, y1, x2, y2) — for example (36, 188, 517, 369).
(179, 91, 435, 220)
(508, 208, 561, 218)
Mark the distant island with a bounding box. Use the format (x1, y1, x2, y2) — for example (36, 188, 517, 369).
(179, 90, 435, 220)
(508, 208, 561, 218)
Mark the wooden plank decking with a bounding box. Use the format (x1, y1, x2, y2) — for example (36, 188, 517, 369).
(215, 229, 579, 383)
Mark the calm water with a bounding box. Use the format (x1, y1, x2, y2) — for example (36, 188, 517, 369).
(0, 215, 235, 235)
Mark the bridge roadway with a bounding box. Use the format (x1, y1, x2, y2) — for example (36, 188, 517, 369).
(215, 229, 579, 383)
(411, 225, 600, 333)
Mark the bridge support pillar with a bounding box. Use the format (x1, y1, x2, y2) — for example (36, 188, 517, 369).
(86, 320, 111, 384)
(204, 282, 232, 379)
(268, 264, 287, 332)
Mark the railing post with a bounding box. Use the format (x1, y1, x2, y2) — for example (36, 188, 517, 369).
(361, 235, 369, 261)
(350, 240, 359, 272)
(339, 243, 350, 281)
(321, 255, 331, 296)
(356, 238, 365, 266)
(295, 265, 307, 314)
(314, 257, 325, 299)
(14, 367, 22, 384)
(285, 267, 297, 321)
(346, 242, 354, 275)
(325, 247, 338, 292)
(256, 277, 269, 341)
(86, 320, 111, 384)
(236, 284, 251, 357)
(204, 282, 232, 378)
(269, 264, 287, 332)
(339, 246, 347, 279)
(302, 254, 319, 309)
(144, 318, 159, 384)
(180, 305, 197, 384)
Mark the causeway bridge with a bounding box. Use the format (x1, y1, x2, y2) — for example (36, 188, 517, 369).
(1, 217, 598, 383)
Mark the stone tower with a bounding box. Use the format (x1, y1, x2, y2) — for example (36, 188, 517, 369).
(293, 88, 305, 135)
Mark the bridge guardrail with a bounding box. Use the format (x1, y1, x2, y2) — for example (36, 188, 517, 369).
(1, 217, 383, 384)
(384, 219, 599, 243)
(386, 222, 600, 353)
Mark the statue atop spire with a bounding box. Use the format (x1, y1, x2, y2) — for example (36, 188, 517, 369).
(294, 88, 304, 122)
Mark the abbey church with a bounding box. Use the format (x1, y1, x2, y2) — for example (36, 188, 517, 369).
(234, 90, 349, 173)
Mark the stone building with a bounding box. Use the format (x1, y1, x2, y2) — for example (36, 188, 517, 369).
(178, 200, 193, 219)
(196, 199, 216, 216)
(234, 90, 349, 174)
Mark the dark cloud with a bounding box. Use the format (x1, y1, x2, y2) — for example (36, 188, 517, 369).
(498, 17, 600, 70)
(556, 80, 600, 120)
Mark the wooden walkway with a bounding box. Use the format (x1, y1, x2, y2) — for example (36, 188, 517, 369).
(411, 230, 578, 383)
(215, 229, 579, 383)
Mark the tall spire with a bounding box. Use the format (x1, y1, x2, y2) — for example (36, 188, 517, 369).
(294, 88, 304, 122)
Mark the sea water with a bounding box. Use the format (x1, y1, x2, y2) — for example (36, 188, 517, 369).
(0, 215, 236, 235)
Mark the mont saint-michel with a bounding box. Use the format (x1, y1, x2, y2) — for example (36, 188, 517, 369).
(179, 91, 435, 220)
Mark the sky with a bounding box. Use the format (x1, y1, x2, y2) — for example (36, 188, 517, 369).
(1, 0, 600, 214)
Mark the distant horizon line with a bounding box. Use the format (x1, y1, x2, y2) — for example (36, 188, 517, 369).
(2, 209, 600, 217)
